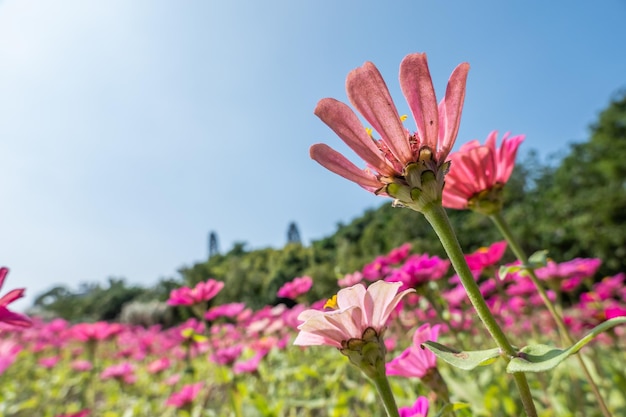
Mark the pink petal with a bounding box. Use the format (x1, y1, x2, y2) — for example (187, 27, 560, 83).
(400, 53, 439, 152)
(0, 307, 32, 327)
(436, 62, 470, 161)
(315, 98, 396, 177)
(0, 288, 25, 307)
(347, 62, 413, 165)
(310, 144, 382, 191)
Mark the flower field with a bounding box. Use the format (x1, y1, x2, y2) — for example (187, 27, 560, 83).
(1, 241, 625, 417)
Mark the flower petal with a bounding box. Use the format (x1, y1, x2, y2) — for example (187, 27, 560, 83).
(347, 62, 413, 165)
(437, 62, 470, 161)
(400, 53, 439, 152)
(315, 98, 396, 177)
(310, 144, 382, 191)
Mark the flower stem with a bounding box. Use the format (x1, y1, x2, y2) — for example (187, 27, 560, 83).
(421, 203, 538, 417)
(370, 370, 400, 417)
(489, 212, 613, 417)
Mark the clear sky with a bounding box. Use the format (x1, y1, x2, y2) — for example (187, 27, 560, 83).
(2, 1, 625, 310)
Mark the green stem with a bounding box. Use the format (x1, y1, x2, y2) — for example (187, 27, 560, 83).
(422, 204, 538, 417)
(490, 212, 613, 417)
(370, 370, 400, 417)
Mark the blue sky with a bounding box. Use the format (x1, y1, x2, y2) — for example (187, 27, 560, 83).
(1, 1, 625, 310)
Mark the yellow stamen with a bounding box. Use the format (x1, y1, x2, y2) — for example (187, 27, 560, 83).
(365, 127, 373, 137)
(324, 295, 338, 310)
(400, 114, 408, 122)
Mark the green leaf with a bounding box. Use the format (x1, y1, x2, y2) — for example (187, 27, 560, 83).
(433, 402, 471, 417)
(421, 341, 502, 370)
(507, 316, 626, 373)
(527, 250, 549, 267)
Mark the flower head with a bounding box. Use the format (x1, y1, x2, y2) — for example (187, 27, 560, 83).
(167, 279, 224, 306)
(399, 396, 429, 417)
(293, 280, 414, 349)
(443, 131, 524, 213)
(165, 382, 203, 408)
(310, 53, 469, 212)
(386, 324, 440, 378)
(0, 267, 32, 327)
(276, 276, 313, 299)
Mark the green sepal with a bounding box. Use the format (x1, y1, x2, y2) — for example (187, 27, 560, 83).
(421, 341, 502, 370)
(507, 316, 626, 373)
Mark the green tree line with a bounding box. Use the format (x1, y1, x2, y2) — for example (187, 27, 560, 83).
(31, 90, 626, 323)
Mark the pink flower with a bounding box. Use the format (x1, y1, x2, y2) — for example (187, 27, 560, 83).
(386, 243, 413, 264)
(310, 53, 469, 210)
(386, 324, 440, 378)
(146, 357, 171, 374)
(233, 351, 267, 374)
(399, 396, 429, 417)
(443, 131, 524, 213)
(385, 254, 450, 290)
(71, 360, 93, 372)
(464, 241, 508, 272)
(38, 355, 61, 369)
(293, 281, 414, 348)
(165, 382, 203, 408)
(100, 362, 136, 384)
(0, 338, 21, 374)
(204, 302, 246, 321)
(338, 271, 364, 288)
(167, 279, 224, 306)
(72, 321, 122, 342)
(277, 276, 313, 299)
(0, 267, 32, 327)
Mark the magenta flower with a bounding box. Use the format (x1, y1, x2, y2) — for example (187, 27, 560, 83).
(165, 382, 203, 408)
(55, 410, 90, 417)
(399, 396, 429, 417)
(443, 131, 524, 213)
(293, 280, 414, 349)
(385, 254, 450, 290)
(310, 53, 469, 211)
(387, 324, 440, 378)
(0, 267, 32, 327)
(167, 279, 224, 306)
(277, 276, 313, 299)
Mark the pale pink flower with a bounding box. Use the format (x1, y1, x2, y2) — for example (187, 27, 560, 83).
(0, 267, 32, 327)
(338, 271, 364, 288)
(310, 53, 469, 209)
(399, 396, 429, 417)
(165, 382, 203, 408)
(443, 131, 524, 212)
(71, 359, 93, 372)
(167, 279, 224, 306)
(277, 276, 313, 299)
(293, 281, 414, 348)
(386, 324, 440, 378)
(147, 357, 171, 374)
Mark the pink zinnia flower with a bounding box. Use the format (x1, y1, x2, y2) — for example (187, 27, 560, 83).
(443, 131, 524, 213)
(0, 267, 32, 327)
(293, 280, 414, 348)
(386, 324, 440, 378)
(100, 362, 136, 384)
(204, 302, 246, 321)
(464, 241, 508, 272)
(277, 276, 313, 299)
(167, 279, 224, 306)
(0, 338, 22, 374)
(72, 321, 122, 342)
(165, 382, 203, 408)
(338, 271, 364, 288)
(399, 396, 429, 417)
(310, 53, 469, 211)
(55, 410, 90, 417)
